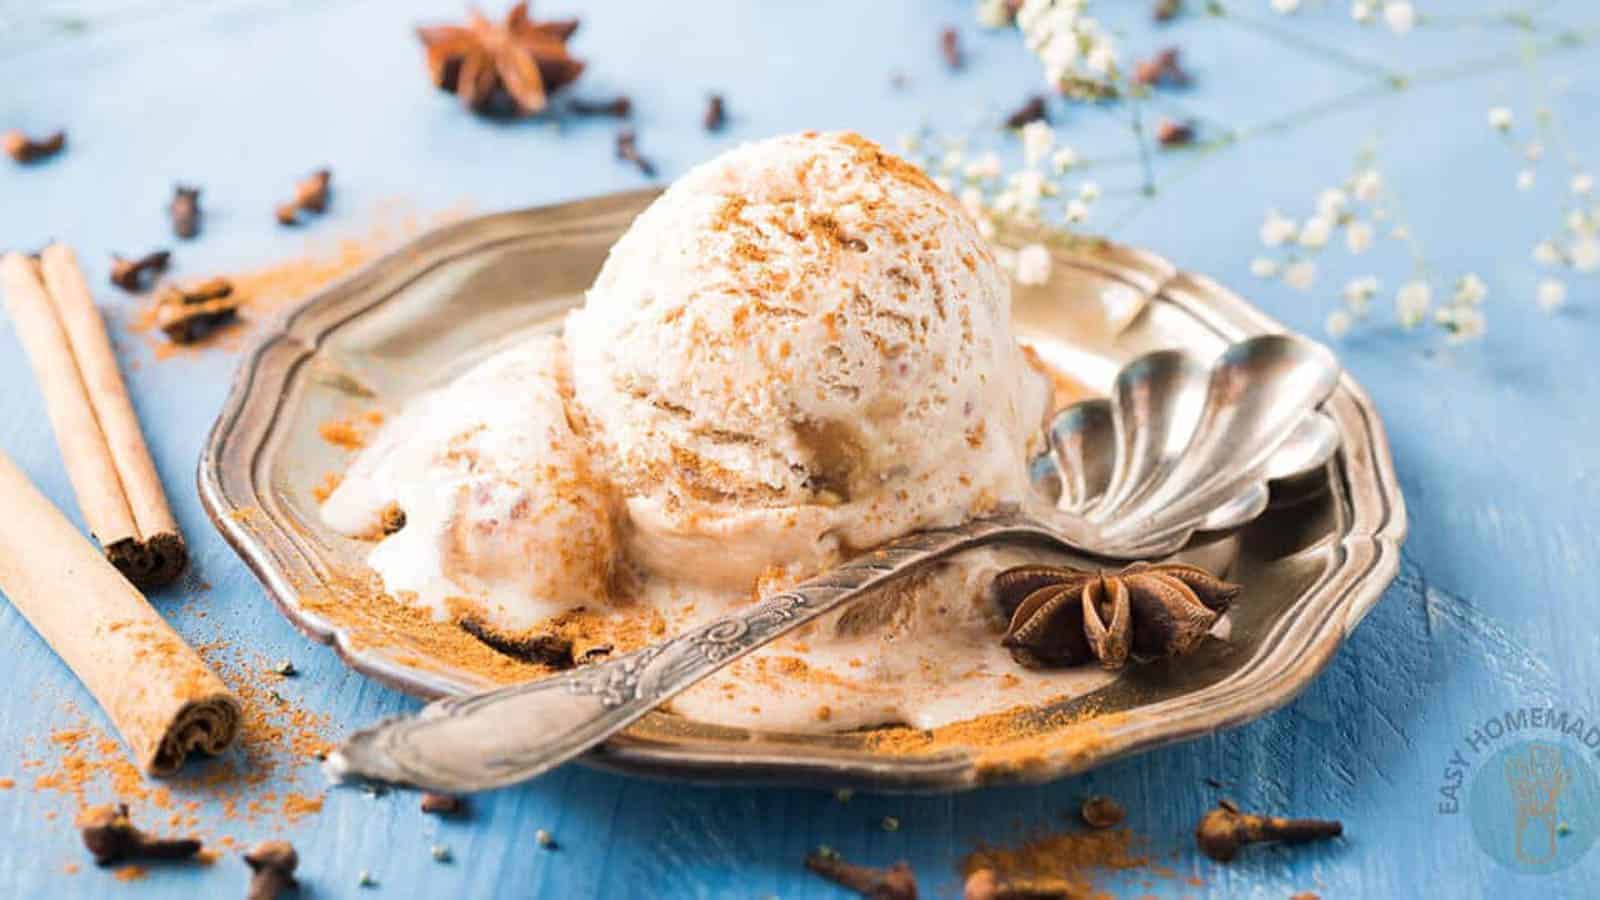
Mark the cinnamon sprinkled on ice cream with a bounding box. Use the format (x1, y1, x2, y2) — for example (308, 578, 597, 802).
(567, 131, 1050, 587)
(320, 132, 1107, 733)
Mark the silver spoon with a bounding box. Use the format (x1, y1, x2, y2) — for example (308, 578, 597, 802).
(325, 333, 1341, 792)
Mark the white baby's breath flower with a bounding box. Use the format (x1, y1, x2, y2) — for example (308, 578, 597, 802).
(1325, 309, 1354, 338)
(1383, 1, 1416, 33)
(1487, 107, 1513, 131)
(1454, 273, 1488, 306)
(1391, 224, 1411, 240)
(1345, 220, 1375, 254)
(1573, 237, 1600, 273)
(1572, 172, 1595, 196)
(1077, 180, 1101, 202)
(1050, 146, 1078, 173)
(1316, 188, 1349, 217)
(963, 152, 1003, 181)
(1299, 215, 1334, 249)
(1260, 209, 1298, 247)
(1525, 141, 1544, 161)
(1085, 41, 1117, 77)
(1352, 168, 1383, 201)
(1351, 0, 1375, 23)
(1516, 169, 1535, 191)
(1532, 240, 1562, 265)
(1435, 305, 1485, 343)
(1283, 260, 1317, 291)
(1565, 209, 1589, 232)
(1014, 243, 1053, 285)
(1343, 275, 1380, 309)
(939, 149, 965, 173)
(1021, 121, 1055, 168)
(1396, 280, 1432, 328)
(1064, 199, 1089, 223)
(1250, 257, 1280, 278)
(1536, 278, 1567, 312)
(1271, 0, 1300, 13)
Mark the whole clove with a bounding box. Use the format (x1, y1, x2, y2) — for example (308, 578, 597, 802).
(243, 840, 298, 899)
(109, 250, 171, 292)
(1153, 0, 1183, 21)
(155, 277, 241, 344)
(1155, 119, 1195, 148)
(459, 616, 575, 668)
(615, 128, 657, 177)
(1195, 800, 1343, 862)
(1132, 47, 1190, 88)
(1004, 95, 1049, 129)
(276, 169, 332, 226)
(963, 868, 1075, 900)
(805, 848, 918, 900)
(570, 96, 632, 118)
(3, 129, 66, 164)
(77, 803, 202, 866)
(420, 792, 468, 816)
(703, 94, 726, 132)
(169, 185, 202, 239)
(940, 27, 963, 70)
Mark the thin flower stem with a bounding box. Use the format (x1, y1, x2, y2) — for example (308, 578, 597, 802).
(1211, 8, 1403, 83)
(1129, 95, 1157, 197)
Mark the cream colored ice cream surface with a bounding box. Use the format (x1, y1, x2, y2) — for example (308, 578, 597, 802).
(322, 131, 1119, 733)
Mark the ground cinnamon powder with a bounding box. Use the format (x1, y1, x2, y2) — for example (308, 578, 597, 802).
(962, 827, 1152, 899)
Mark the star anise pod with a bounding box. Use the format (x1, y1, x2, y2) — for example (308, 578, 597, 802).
(416, 3, 585, 118)
(993, 562, 1239, 670)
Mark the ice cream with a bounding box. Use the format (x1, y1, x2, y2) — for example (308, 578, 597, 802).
(320, 336, 620, 631)
(567, 131, 1051, 589)
(322, 132, 1085, 731)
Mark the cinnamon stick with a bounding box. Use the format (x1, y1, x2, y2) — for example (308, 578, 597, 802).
(1, 247, 186, 587)
(0, 450, 240, 774)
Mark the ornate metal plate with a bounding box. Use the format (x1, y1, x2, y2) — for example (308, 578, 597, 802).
(199, 189, 1406, 791)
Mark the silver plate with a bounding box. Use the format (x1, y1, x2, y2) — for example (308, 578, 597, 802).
(199, 189, 1406, 791)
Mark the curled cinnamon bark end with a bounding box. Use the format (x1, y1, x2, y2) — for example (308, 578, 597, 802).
(148, 693, 242, 776)
(107, 532, 188, 589)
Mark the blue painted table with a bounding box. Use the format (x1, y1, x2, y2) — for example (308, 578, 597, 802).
(2, 1, 1597, 896)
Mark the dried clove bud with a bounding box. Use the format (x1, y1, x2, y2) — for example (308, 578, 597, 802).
(459, 616, 575, 668)
(1133, 47, 1190, 88)
(805, 848, 918, 899)
(1195, 800, 1342, 862)
(77, 803, 202, 866)
(1004, 96, 1049, 129)
(570, 96, 632, 118)
(155, 277, 241, 344)
(420, 793, 468, 816)
(615, 128, 657, 177)
(964, 867, 1075, 900)
(1156, 119, 1195, 148)
(1079, 795, 1125, 829)
(109, 250, 171, 292)
(244, 840, 298, 899)
(703, 94, 726, 132)
(3, 129, 66, 164)
(940, 27, 963, 70)
(277, 169, 332, 225)
(1153, 0, 1183, 21)
(169, 185, 202, 239)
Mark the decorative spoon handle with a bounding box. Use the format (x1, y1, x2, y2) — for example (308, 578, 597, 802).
(325, 514, 1054, 792)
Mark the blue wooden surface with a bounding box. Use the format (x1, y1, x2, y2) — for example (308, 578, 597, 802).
(2, 1, 1598, 896)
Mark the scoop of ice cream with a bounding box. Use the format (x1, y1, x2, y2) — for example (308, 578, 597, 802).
(320, 336, 619, 631)
(566, 131, 1051, 589)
